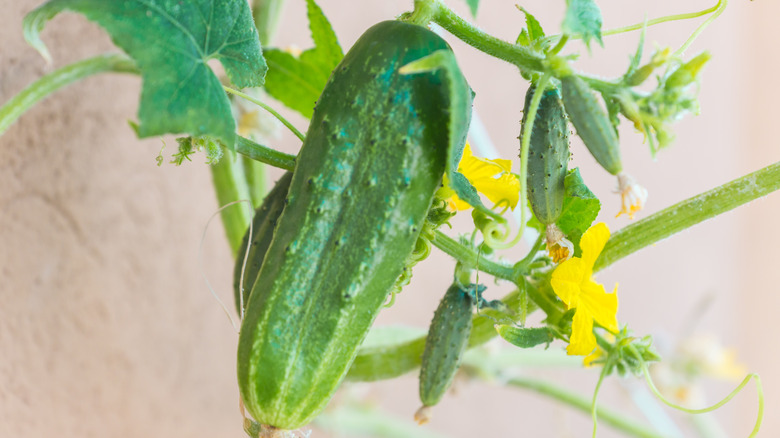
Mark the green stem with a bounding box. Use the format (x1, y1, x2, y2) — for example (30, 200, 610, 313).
(348, 287, 527, 382)
(594, 161, 780, 272)
(504, 376, 667, 438)
(210, 149, 253, 257)
(223, 86, 305, 142)
(431, 230, 515, 281)
(642, 365, 763, 437)
(315, 404, 449, 438)
(601, 0, 723, 38)
(426, 0, 545, 72)
(252, 0, 286, 46)
(241, 155, 267, 208)
(674, 0, 727, 57)
(234, 135, 296, 170)
(0, 53, 138, 136)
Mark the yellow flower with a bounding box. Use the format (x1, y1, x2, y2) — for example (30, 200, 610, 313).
(550, 222, 619, 356)
(438, 144, 520, 211)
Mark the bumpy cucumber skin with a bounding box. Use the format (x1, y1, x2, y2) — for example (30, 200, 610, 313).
(523, 86, 570, 225)
(561, 76, 622, 175)
(233, 172, 292, 314)
(237, 21, 470, 430)
(419, 284, 475, 407)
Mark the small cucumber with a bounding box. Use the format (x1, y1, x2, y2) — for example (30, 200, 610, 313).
(561, 75, 622, 176)
(416, 283, 477, 423)
(233, 171, 292, 314)
(522, 85, 570, 225)
(237, 20, 472, 431)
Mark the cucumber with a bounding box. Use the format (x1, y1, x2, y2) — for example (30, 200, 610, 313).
(233, 171, 292, 314)
(416, 283, 478, 424)
(522, 85, 570, 225)
(237, 20, 471, 431)
(561, 75, 622, 176)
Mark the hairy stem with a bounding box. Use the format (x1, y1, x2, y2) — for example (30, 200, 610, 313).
(595, 161, 780, 272)
(210, 150, 253, 257)
(234, 135, 296, 171)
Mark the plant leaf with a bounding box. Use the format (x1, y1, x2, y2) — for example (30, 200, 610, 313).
(400, 51, 499, 221)
(464, 0, 480, 17)
(562, 0, 604, 48)
(263, 0, 343, 119)
(496, 325, 553, 349)
(519, 6, 545, 42)
(557, 168, 601, 256)
(23, 0, 266, 148)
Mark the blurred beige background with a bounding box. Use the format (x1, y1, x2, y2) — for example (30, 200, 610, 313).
(1, 0, 778, 437)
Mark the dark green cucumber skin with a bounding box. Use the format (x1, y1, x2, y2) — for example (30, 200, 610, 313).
(237, 21, 470, 430)
(233, 172, 292, 314)
(523, 86, 570, 225)
(419, 284, 475, 407)
(561, 76, 622, 175)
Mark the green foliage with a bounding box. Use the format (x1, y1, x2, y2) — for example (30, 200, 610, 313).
(496, 325, 554, 349)
(515, 6, 546, 48)
(262, 0, 343, 118)
(557, 168, 600, 256)
(23, 0, 266, 147)
(464, 0, 480, 17)
(400, 51, 498, 221)
(562, 0, 604, 48)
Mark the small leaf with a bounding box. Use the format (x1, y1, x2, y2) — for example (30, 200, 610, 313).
(401, 51, 498, 221)
(263, 0, 343, 119)
(496, 325, 553, 348)
(626, 23, 647, 77)
(464, 0, 480, 17)
(516, 29, 531, 47)
(519, 6, 545, 41)
(556, 168, 601, 256)
(562, 0, 604, 48)
(23, 0, 266, 148)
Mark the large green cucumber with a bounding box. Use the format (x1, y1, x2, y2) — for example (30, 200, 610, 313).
(523, 85, 570, 225)
(237, 20, 471, 431)
(233, 172, 292, 315)
(417, 283, 476, 421)
(561, 75, 622, 176)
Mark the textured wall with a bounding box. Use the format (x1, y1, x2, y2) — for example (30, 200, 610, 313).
(2, 1, 779, 437)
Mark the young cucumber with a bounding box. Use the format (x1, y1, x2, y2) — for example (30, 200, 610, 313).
(233, 172, 292, 315)
(237, 20, 471, 431)
(416, 283, 478, 423)
(522, 85, 570, 225)
(561, 76, 622, 176)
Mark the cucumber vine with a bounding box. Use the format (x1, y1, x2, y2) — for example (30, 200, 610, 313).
(0, 0, 771, 437)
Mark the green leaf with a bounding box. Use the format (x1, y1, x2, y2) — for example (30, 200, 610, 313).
(495, 325, 553, 349)
(520, 6, 545, 41)
(400, 51, 498, 221)
(464, 0, 480, 17)
(562, 0, 604, 48)
(516, 29, 531, 47)
(263, 0, 343, 119)
(23, 0, 266, 148)
(556, 168, 601, 256)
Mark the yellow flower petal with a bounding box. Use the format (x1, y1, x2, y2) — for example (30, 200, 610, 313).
(550, 258, 587, 307)
(579, 222, 610, 268)
(579, 282, 619, 333)
(473, 172, 520, 209)
(568, 309, 597, 355)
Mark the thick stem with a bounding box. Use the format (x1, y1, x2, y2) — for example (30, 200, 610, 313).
(595, 161, 780, 272)
(234, 135, 296, 171)
(0, 53, 138, 136)
(210, 149, 253, 257)
(428, 1, 545, 72)
(431, 230, 515, 281)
